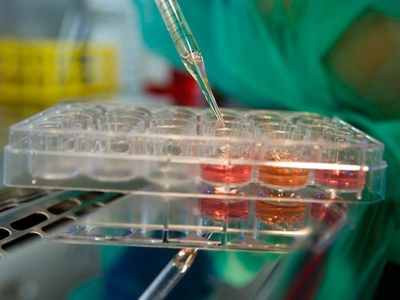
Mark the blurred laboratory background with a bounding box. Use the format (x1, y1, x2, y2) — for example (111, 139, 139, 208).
(0, 0, 206, 299)
(0, 0, 200, 152)
(0, 1, 398, 300)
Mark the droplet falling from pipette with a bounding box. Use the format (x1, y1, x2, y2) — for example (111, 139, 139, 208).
(181, 51, 226, 128)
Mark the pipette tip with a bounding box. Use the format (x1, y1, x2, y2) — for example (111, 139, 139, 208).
(172, 248, 199, 273)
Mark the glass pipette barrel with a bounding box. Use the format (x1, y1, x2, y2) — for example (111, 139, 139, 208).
(154, 0, 226, 127)
(138, 248, 198, 300)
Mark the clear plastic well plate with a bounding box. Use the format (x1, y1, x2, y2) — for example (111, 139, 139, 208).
(3, 101, 386, 200)
(2, 102, 387, 251)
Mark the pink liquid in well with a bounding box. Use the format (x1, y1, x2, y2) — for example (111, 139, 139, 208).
(199, 162, 251, 222)
(200, 164, 252, 185)
(199, 198, 249, 221)
(199, 186, 249, 221)
(314, 169, 366, 191)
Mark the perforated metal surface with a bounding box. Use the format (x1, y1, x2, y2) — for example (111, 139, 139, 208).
(0, 186, 349, 253)
(0, 187, 124, 257)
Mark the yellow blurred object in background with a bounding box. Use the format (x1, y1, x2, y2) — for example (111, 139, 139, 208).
(0, 38, 119, 149)
(0, 38, 118, 105)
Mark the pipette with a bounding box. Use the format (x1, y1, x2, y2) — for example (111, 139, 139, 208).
(154, 0, 226, 128)
(138, 248, 198, 300)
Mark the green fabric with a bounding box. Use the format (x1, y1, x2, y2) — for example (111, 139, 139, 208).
(135, 0, 367, 113)
(209, 251, 281, 287)
(132, 0, 400, 297)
